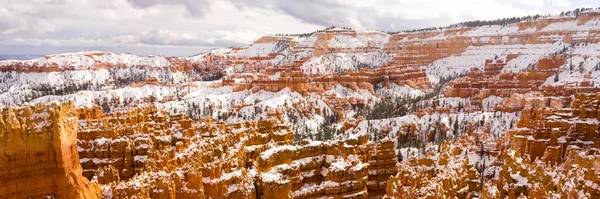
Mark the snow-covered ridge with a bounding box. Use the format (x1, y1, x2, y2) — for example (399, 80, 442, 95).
(0, 51, 175, 68)
(3, 12, 600, 71)
(390, 8, 600, 35)
(0, 49, 238, 69)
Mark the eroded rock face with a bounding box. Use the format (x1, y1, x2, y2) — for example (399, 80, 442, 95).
(385, 140, 481, 199)
(384, 91, 600, 199)
(366, 139, 397, 198)
(77, 105, 194, 180)
(489, 146, 600, 198)
(78, 105, 399, 199)
(77, 106, 289, 198)
(0, 102, 101, 199)
(445, 55, 565, 105)
(506, 92, 600, 165)
(256, 138, 370, 199)
(2, 92, 599, 199)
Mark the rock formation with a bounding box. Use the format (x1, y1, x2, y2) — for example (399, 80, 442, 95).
(256, 138, 370, 199)
(74, 104, 400, 198)
(0, 102, 101, 199)
(385, 140, 481, 199)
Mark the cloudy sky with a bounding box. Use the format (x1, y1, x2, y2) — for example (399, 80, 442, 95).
(0, 0, 598, 56)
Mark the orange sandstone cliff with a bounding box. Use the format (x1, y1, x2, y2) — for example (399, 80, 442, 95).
(0, 102, 101, 199)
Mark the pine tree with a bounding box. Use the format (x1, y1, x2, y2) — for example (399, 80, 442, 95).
(453, 117, 459, 135)
(293, 128, 302, 145)
(397, 152, 403, 162)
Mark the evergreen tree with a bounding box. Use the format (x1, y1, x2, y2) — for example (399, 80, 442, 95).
(397, 152, 403, 162)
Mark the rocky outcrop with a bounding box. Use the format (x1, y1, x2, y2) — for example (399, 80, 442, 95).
(73, 103, 403, 198)
(385, 91, 600, 198)
(96, 115, 290, 199)
(256, 137, 370, 199)
(385, 140, 481, 199)
(223, 71, 376, 95)
(506, 92, 600, 165)
(254, 136, 397, 199)
(445, 55, 564, 103)
(488, 146, 600, 198)
(0, 102, 101, 199)
(78, 104, 281, 198)
(366, 139, 397, 198)
(77, 105, 172, 179)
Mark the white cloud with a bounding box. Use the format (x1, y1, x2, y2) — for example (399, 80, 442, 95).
(233, 0, 575, 30)
(551, 0, 572, 7)
(0, 7, 27, 34)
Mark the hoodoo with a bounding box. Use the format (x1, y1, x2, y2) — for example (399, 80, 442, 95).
(0, 102, 100, 198)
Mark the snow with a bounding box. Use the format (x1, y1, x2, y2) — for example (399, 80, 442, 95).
(426, 47, 492, 80)
(426, 42, 569, 81)
(328, 33, 389, 49)
(542, 19, 600, 32)
(259, 145, 299, 161)
(329, 160, 350, 171)
(437, 97, 469, 108)
(95, 137, 112, 146)
(234, 43, 281, 57)
(325, 84, 376, 99)
(301, 51, 391, 74)
(0, 51, 175, 69)
(261, 171, 289, 184)
(346, 110, 520, 142)
(399, 148, 419, 160)
(134, 155, 148, 163)
(376, 83, 425, 98)
(501, 42, 567, 73)
(482, 95, 503, 111)
(27, 84, 176, 108)
(510, 172, 529, 187)
(462, 25, 520, 37)
(543, 46, 600, 87)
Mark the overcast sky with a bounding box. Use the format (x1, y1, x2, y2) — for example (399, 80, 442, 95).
(0, 0, 598, 56)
